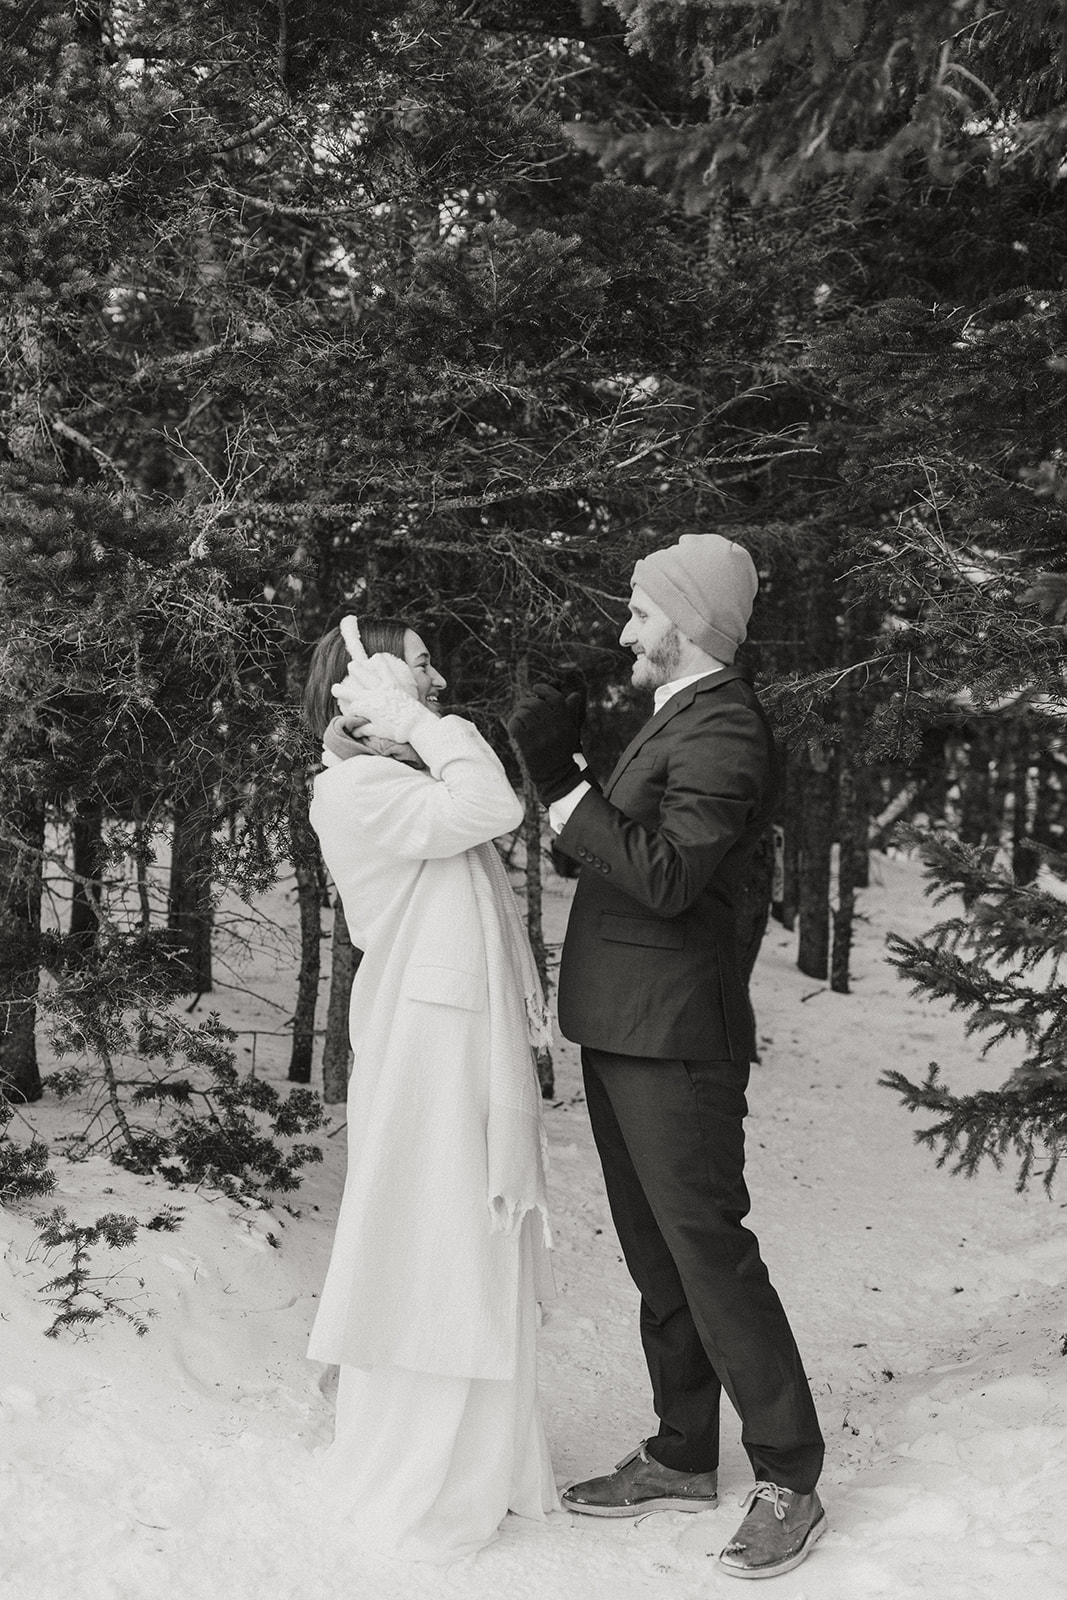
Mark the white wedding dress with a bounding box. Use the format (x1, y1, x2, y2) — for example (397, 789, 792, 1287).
(320, 1215, 557, 1564)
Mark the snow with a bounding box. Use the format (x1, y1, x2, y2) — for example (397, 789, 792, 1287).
(3, 849, 1066, 1600)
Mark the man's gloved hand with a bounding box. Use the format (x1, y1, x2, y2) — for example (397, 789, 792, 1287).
(507, 682, 588, 806)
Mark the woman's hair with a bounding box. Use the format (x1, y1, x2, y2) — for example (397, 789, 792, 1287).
(302, 615, 411, 739)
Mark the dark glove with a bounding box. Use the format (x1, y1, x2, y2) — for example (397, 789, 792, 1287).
(506, 682, 587, 806)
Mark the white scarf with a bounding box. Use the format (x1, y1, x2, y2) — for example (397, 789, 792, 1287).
(468, 840, 552, 1245)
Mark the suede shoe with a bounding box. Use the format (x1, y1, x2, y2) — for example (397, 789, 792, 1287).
(717, 1481, 826, 1579)
(562, 1442, 718, 1517)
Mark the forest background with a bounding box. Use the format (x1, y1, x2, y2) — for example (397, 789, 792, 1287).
(3, 0, 1067, 1203)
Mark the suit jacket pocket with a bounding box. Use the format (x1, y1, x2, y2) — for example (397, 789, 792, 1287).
(402, 964, 486, 1010)
(599, 912, 684, 949)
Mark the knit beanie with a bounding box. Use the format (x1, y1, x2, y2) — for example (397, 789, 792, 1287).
(631, 534, 758, 664)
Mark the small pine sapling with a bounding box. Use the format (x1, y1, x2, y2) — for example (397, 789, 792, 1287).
(31, 1206, 179, 1338)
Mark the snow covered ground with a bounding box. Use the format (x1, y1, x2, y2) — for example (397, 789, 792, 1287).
(2, 849, 1065, 1600)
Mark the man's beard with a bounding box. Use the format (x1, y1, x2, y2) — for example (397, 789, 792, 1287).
(634, 625, 683, 688)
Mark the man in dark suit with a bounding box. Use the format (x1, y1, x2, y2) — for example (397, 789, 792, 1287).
(508, 535, 825, 1581)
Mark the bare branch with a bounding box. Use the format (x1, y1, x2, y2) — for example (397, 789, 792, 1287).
(211, 114, 287, 156)
(47, 417, 135, 492)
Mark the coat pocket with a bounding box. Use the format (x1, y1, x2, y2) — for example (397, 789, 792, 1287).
(599, 912, 685, 949)
(401, 963, 486, 1010)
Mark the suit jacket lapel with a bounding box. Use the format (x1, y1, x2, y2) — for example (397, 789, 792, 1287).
(604, 667, 744, 798)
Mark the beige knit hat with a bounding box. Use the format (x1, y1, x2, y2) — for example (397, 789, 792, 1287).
(631, 534, 758, 664)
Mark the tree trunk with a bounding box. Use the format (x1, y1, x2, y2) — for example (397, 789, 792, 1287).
(3, 215, 52, 1101)
(869, 777, 918, 849)
(0, 795, 44, 1103)
(774, 753, 802, 930)
(521, 778, 554, 1099)
(287, 774, 322, 1084)
(770, 822, 786, 922)
(70, 799, 104, 947)
(852, 761, 871, 890)
(133, 815, 153, 932)
(511, 654, 554, 1098)
(915, 725, 950, 824)
(986, 721, 1014, 848)
(322, 896, 360, 1103)
(831, 747, 857, 994)
(797, 741, 833, 980)
(168, 792, 214, 993)
(1031, 743, 1058, 852)
(736, 825, 775, 1059)
(831, 618, 867, 992)
(1011, 716, 1038, 884)
(958, 726, 992, 845)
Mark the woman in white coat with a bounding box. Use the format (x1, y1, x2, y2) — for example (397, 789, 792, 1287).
(303, 615, 558, 1563)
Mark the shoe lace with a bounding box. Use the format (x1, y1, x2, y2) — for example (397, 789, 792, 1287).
(740, 1481, 791, 1521)
(614, 1441, 651, 1471)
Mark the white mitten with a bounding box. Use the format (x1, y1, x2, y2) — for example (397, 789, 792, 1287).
(331, 617, 428, 743)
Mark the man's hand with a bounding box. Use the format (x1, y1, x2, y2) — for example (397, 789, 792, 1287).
(507, 682, 587, 806)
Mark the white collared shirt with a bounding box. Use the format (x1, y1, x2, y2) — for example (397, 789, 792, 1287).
(547, 662, 726, 834)
(651, 667, 725, 715)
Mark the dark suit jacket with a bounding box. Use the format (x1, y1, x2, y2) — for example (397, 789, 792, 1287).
(555, 668, 775, 1062)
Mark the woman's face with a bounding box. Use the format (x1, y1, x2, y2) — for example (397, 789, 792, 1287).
(402, 630, 447, 711)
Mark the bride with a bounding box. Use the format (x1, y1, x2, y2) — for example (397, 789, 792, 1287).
(302, 613, 558, 1562)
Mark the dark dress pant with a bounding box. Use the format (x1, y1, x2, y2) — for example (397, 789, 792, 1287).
(582, 1047, 824, 1493)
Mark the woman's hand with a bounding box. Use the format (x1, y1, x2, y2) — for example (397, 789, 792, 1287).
(332, 653, 428, 743)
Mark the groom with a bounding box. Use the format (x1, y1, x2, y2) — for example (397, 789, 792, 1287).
(507, 534, 825, 1581)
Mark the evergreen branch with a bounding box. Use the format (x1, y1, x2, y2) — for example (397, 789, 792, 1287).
(880, 1063, 1066, 1194)
(226, 436, 815, 520)
(886, 932, 1067, 1050)
(0, 1095, 55, 1205)
(899, 830, 1067, 969)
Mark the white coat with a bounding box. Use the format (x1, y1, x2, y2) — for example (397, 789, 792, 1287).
(306, 713, 552, 1381)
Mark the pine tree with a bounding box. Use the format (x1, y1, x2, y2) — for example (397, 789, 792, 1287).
(559, 0, 1067, 995)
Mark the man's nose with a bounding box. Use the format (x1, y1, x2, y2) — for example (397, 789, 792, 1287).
(619, 622, 635, 647)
